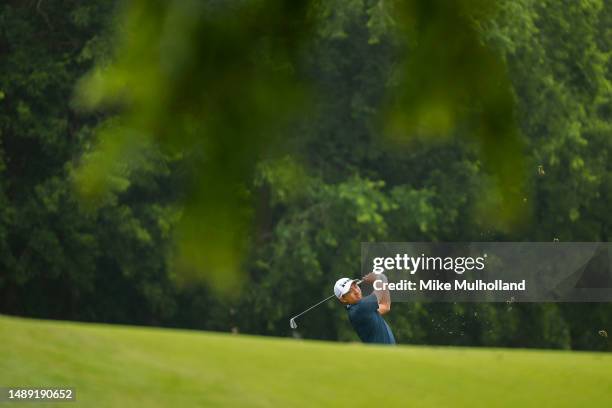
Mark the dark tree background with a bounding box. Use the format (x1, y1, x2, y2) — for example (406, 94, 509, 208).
(1, 0, 610, 351)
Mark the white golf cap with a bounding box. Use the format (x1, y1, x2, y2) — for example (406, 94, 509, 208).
(334, 277, 355, 299)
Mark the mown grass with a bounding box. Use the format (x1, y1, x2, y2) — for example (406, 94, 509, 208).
(1, 314, 610, 407)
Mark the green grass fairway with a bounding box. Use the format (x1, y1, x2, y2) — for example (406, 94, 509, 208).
(1, 315, 610, 407)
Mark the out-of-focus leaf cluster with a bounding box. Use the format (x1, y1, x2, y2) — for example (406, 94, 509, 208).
(73, 0, 312, 289)
(73, 0, 530, 286)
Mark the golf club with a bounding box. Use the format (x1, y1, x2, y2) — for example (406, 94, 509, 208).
(289, 279, 363, 329)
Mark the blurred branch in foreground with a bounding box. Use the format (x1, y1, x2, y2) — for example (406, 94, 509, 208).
(384, 0, 528, 229)
(72, 0, 527, 288)
(73, 0, 313, 289)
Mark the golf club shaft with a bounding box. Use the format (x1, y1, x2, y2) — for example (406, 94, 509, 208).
(290, 294, 335, 321)
(290, 279, 364, 320)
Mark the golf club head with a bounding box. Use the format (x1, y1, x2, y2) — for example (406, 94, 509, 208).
(289, 318, 297, 329)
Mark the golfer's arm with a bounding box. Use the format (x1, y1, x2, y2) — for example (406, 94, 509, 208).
(373, 274, 391, 315)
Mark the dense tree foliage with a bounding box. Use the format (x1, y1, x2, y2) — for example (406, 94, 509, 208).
(0, 0, 610, 351)
(0, 1, 178, 324)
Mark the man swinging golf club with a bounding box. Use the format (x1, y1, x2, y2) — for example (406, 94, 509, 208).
(334, 272, 395, 345)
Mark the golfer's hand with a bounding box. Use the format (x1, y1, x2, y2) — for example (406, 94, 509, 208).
(362, 272, 377, 284)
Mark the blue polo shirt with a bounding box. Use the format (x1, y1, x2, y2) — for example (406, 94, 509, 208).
(346, 294, 395, 344)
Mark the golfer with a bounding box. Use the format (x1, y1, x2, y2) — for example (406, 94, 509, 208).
(334, 272, 395, 345)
